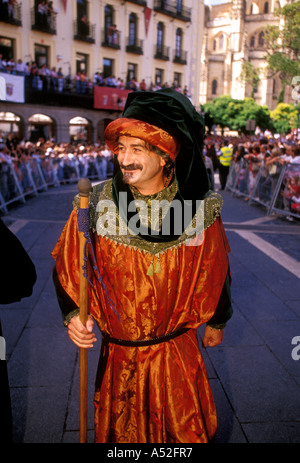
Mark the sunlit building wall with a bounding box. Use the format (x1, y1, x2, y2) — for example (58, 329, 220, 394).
(0, 0, 205, 143)
(200, 0, 289, 110)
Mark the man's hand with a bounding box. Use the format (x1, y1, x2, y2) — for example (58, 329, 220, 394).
(67, 315, 97, 349)
(202, 326, 224, 348)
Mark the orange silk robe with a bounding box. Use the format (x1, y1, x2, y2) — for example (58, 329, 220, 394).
(52, 183, 231, 443)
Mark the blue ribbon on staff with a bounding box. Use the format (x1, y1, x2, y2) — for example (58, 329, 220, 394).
(77, 205, 119, 320)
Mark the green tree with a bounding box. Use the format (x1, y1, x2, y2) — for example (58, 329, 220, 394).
(238, 98, 272, 132)
(203, 95, 272, 134)
(239, 61, 261, 98)
(203, 95, 241, 133)
(270, 103, 298, 134)
(264, 1, 300, 101)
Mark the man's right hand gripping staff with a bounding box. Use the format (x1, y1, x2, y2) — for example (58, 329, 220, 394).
(67, 315, 97, 349)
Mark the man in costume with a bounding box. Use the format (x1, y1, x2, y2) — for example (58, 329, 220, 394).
(52, 88, 232, 443)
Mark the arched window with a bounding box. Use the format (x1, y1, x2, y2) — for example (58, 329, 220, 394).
(69, 116, 91, 143)
(263, 1, 269, 13)
(219, 34, 224, 50)
(213, 39, 217, 51)
(250, 2, 259, 14)
(258, 30, 265, 47)
(250, 34, 255, 48)
(28, 113, 55, 141)
(175, 28, 182, 58)
(212, 79, 217, 95)
(0, 111, 21, 139)
(128, 13, 137, 46)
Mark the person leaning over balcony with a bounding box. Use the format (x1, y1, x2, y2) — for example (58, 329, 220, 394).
(57, 67, 64, 92)
(8, 0, 16, 19)
(15, 59, 26, 75)
(52, 88, 232, 443)
(79, 14, 89, 36)
(37, 1, 47, 29)
(139, 79, 147, 91)
(107, 24, 117, 45)
(46, 0, 57, 28)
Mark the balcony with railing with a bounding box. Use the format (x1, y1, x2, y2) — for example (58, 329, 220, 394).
(153, 0, 191, 22)
(73, 19, 95, 43)
(1, 2, 22, 26)
(126, 37, 143, 55)
(101, 29, 121, 49)
(173, 49, 187, 64)
(154, 44, 170, 61)
(31, 8, 56, 34)
(25, 81, 94, 110)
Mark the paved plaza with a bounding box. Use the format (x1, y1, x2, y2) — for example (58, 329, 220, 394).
(1, 178, 299, 444)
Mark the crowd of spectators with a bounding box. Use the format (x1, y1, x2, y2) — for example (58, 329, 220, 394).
(92, 72, 190, 95)
(1, 0, 57, 25)
(0, 136, 114, 204)
(0, 55, 191, 97)
(203, 130, 300, 220)
(1, 130, 299, 218)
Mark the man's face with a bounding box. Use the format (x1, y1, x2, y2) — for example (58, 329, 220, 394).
(117, 135, 166, 194)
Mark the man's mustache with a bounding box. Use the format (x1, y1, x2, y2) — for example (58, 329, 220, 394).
(120, 163, 143, 171)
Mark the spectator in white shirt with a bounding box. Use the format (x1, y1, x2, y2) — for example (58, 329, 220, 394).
(15, 59, 26, 75)
(282, 144, 300, 164)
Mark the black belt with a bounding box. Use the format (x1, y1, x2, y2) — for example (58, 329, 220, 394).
(95, 327, 190, 391)
(102, 326, 190, 347)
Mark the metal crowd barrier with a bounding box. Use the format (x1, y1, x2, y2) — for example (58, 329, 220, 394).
(0, 155, 113, 214)
(226, 159, 300, 219)
(226, 158, 250, 199)
(2, 155, 299, 220)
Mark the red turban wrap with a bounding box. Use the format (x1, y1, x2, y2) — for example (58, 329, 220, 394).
(104, 118, 180, 161)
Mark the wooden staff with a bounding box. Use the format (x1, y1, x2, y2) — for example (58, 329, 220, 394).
(77, 177, 92, 443)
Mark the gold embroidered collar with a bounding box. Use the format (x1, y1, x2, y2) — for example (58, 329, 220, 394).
(73, 179, 223, 255)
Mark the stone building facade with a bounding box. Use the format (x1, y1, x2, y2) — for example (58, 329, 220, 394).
(200, 0, 290, 110)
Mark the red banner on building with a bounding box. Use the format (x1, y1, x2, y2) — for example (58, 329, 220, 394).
(94, 87, 131, 111)
(144, 7, 152, 37)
